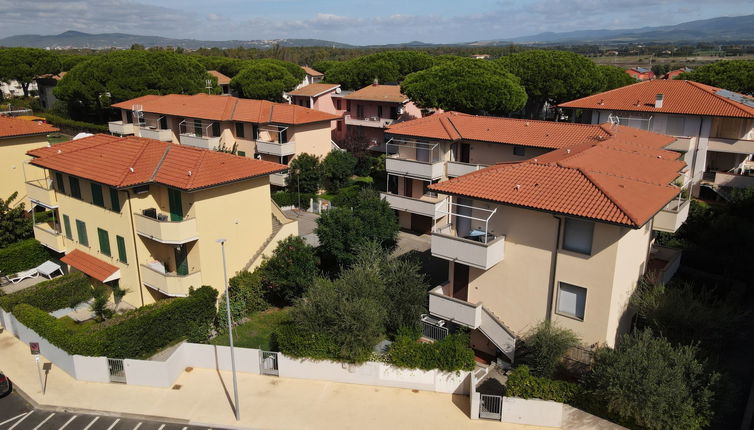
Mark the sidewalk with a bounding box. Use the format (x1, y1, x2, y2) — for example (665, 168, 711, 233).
(0, 331, 553, 430)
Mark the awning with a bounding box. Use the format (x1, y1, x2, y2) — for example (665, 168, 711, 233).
(61, 249, 120, 283)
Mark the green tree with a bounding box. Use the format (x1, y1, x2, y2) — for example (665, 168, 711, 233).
(401, 57, 527, 115)
(324, 51, 435, 90)
(496, 50, 605, 118)
(381, 252, 429, 334)
(0, 47, 61, 97)
(311, 60, 340, 75)
(194, 56, 247, 77)
(286, 153, 322, 194)
(518, 321, 579, 378)
(231, 62, 299, 101)
(583, 329, 719, 430)
(597, 64, 637, 91)
(254, 58, 306, 82)
(678, 60, 754, 95)
(258, 235, 319, 306)
(321, 150, 357, 193)
(0, 192, 33, 248)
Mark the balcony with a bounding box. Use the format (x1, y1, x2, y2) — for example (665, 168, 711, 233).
(653, 198, 690, 233)
(134, 211, 198, 244)
(707, 137, 754, 154)
(25, 178, 58, 208)
(665, 136, 692, 152)
(432, 224, 505, 270)
(344, 115, 394, 128)
(385, 156, 445, 181)
(447, 161, 486, 177)
(139, 127, 172, 141)
(256, 139, 297, 157)
(108, 121, 134, 136)
(269, 172, 289, 187)
(34, 223, 66, 253)
(647, 245, 682, 285)
(380, 192, 448, 219)
(140, 264, 202, 298)
(179, 133, 220, 150)
(712, 171, 754, 189)
(428, 283, 482, 328)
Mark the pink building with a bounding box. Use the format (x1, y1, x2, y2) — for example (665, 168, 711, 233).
(288, 83, 345, 141)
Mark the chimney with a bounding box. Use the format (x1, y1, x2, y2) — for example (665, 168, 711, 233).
(655, 93, 664, 109)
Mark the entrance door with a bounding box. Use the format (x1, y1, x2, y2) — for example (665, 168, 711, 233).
(456, 197, 472, 238)
(459, 143, 471, 163)
(174, 246, 188, 276)
(168, 189, 183, 221)
(404, 178, 414, 198)
(453, 262, 469, 301)
(410, 214, 432, 234)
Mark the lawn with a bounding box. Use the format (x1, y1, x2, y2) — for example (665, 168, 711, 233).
(212, 307, 290, 351)
(47, 133, 72, 145)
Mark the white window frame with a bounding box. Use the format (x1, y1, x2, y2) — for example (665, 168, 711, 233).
(562, 217, 594, 255)
(556, 282, 587, 321)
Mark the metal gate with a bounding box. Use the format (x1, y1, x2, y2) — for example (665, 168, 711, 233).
(260, 351, 279, 376)
(479, 394, 502, 420)
(107, 358, 127, 383)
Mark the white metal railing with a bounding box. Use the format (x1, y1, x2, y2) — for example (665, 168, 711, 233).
(257, 125, 290, 143)
(385, 138, 441, 163)
(179, 119, 214, 138)
(434, 200, 497, 244)
(608, 113, 653, 131)
(142, 115, 166, 130)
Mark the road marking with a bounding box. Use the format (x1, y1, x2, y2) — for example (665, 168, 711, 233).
(32, 413, 55, 430)
(133, 423, 142, 430)
(8, 412, 32, 430)
(83, 416, 99, 430)
(0, 413, 28, 427)
(158, 425, 165, 430)
(59, 415, 77, 430)
(106, 418, 121, 430)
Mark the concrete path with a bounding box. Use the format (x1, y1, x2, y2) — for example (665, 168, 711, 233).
(0, 331, 553, 430)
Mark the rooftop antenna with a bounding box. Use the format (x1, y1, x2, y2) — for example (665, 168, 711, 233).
(132, 104, 144, 127)
(607, 113, 620, 127)
(206, 79, 213, 94)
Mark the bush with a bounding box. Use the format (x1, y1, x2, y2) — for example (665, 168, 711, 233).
(0, 192, 33, 248)
(518, 321, 579, 378)
(322, 150, 357, 193)
(272, 191, 314, 210)
(287, 153, 322, 195)
(506, 365, 580, 403)
(388, 331, 475, 372)
(258, 236, 318, 306)
(215, 271, 268, 334)
(273, 320, 340, 360)
(35, 113, 108, 133)
(0, 272, 92, 312)
(0, 239, 49, 275)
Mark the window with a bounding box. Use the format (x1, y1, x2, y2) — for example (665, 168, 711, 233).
(252, 124, 259, 140)
(562, 218, 594, 255)
(335, 99, 341, 110)
(356, 104, 364, 118)
(377, 105, 383, 118)
(390, 106, 398, 120)
(235, 123, 245, 138)
(75, 219, 88, 246)
(160, 116, 168, 130)
(62, 215, 72, 240)
(91, 183, 104, 207)
(666, 116, 686, 136)
(280, 128, 288, 143)
(194, 119, 203, 137)
(126, 111, 133, 124)
(69, 177, 81, 199)
(346, 100, 351, 111)
(557, 283, 586, 320)
(513, 145, 526, 156)
(97, 228, 111, 257)
(212, 122, 221, 137)
(116, 235, 127, 263)
(55, 172, 65, 194)
(109, 188, 120, 211)
(238, 150, 246, 157)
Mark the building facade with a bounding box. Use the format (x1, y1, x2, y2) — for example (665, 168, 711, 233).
(287, 83, 345, 141)
(340, 83, 423, 146)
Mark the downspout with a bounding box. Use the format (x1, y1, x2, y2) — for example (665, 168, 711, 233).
(125, 190, 145, 307)
(546, 215, 563, 321)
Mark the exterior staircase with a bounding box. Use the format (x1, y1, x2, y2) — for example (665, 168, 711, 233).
(241, 213, 284, 272)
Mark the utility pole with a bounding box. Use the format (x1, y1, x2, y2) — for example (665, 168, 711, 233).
(217, 239, 240, 421)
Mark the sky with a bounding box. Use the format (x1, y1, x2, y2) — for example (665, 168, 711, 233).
(0, 0, 751, 45)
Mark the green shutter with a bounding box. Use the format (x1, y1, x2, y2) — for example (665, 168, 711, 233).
(91, 183, 104, 207)
(69, 177, 81, 199)
(98, 228, 111, 256)
(168, 188, 183, 221)
(109, 188, 120, 211)
(238, 150, 246, 157)
(116, 235, 127, 263)
(62, 215, 72, 239)
(75, 219, 88, 246)
(55, 172, 65, 194)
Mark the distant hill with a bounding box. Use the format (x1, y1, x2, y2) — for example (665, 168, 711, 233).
(0, 31, 354, 50)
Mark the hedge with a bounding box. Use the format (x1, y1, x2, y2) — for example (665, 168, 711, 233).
(0, 239, 49, 275)
(505, 365, 580, 403)
(272, 191, 315, 210)
(0, 272, 92, 312)
(12, 286, 218, 358)
(388, 332, 475, 372)
(273, 321, 340, 360)
(36, 113, 109, 134)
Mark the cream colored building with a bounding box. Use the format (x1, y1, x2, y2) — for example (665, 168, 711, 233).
(0, 116, 57, 208)
(388, 112, 689, 363)
(26, 134, 297, 307)
(109, 94, 339, 188)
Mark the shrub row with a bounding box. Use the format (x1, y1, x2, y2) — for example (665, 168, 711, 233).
(12, 286, 218, 358)
(0, 272, 92, 312)
(273, 321, 340, 361)
(36, 113, 109, 134)
(388, 332, 476, 372)
(505, 365, 580, 403)
(272, 191, 315, 210)
(0, 239, 50, 275)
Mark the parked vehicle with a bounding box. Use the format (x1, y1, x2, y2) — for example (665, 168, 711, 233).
(0, 371, 11, 397)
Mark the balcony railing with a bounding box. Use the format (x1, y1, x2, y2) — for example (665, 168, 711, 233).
(25, 178, 58, 208)
(138, 126, 172, 141)
(428, 283, 482, 328)
(447, 161, 487, 177)
(269, 172, 289, 187)
(33, 223, 66, 253)
(431, 201, 505, 270)
(256, 139, 297, 157)
(140, 264, 202, 298)
(344, 115, 394, 128)
(653, 198, 691, 233)
(665, 136, 693, 152)
(134, 211, 198, 244)
(712, 171, 754, 189)
(380, 192, 448, 219)
(707, 137, 754, 154)
(108, 121, 135, 136)
(179, 133, 220, 149)
(384, 139, 445, 180)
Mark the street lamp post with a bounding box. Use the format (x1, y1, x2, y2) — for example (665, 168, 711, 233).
(217, 239, 240, 421)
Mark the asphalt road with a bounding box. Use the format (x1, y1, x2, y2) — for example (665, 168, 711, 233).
(0, 390, 230, 430)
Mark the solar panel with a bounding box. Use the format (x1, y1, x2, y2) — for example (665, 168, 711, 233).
(715, 89, 754, 108)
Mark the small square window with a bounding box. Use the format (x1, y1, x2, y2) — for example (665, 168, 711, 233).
(557, 282, 586, 320)
(513, 145, 526, 156)
(562, 218, 594, 255)
(235, 123, 245, 138)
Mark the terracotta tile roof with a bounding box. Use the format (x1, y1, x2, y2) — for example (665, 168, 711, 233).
(429, 124, 684, 228)
(0, 115, 58, 139)
(301, 66, 324, 77)
(208, 70, 231, 85)
(111, 94, 338, 125)
(28, 134, 287, 191)
(288, 83, 340, 97)
(559, 79, 754, 118)
(61, 249, 119, 282)
(344, 84, 408, 104)
(36, 71, 67, 81)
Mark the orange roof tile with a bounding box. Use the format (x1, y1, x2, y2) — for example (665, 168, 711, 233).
(0, 115, 58, 139)
(61, 249, 119, 282)
(208, 70, 231, 85)
(301, 66, 324, 77)
(28, 134, 286, 191)
(344, 84, 408, 103)
(559, 80, 754, 118)
(288, 83, 340, 97)
(111, 94, 338, 125)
